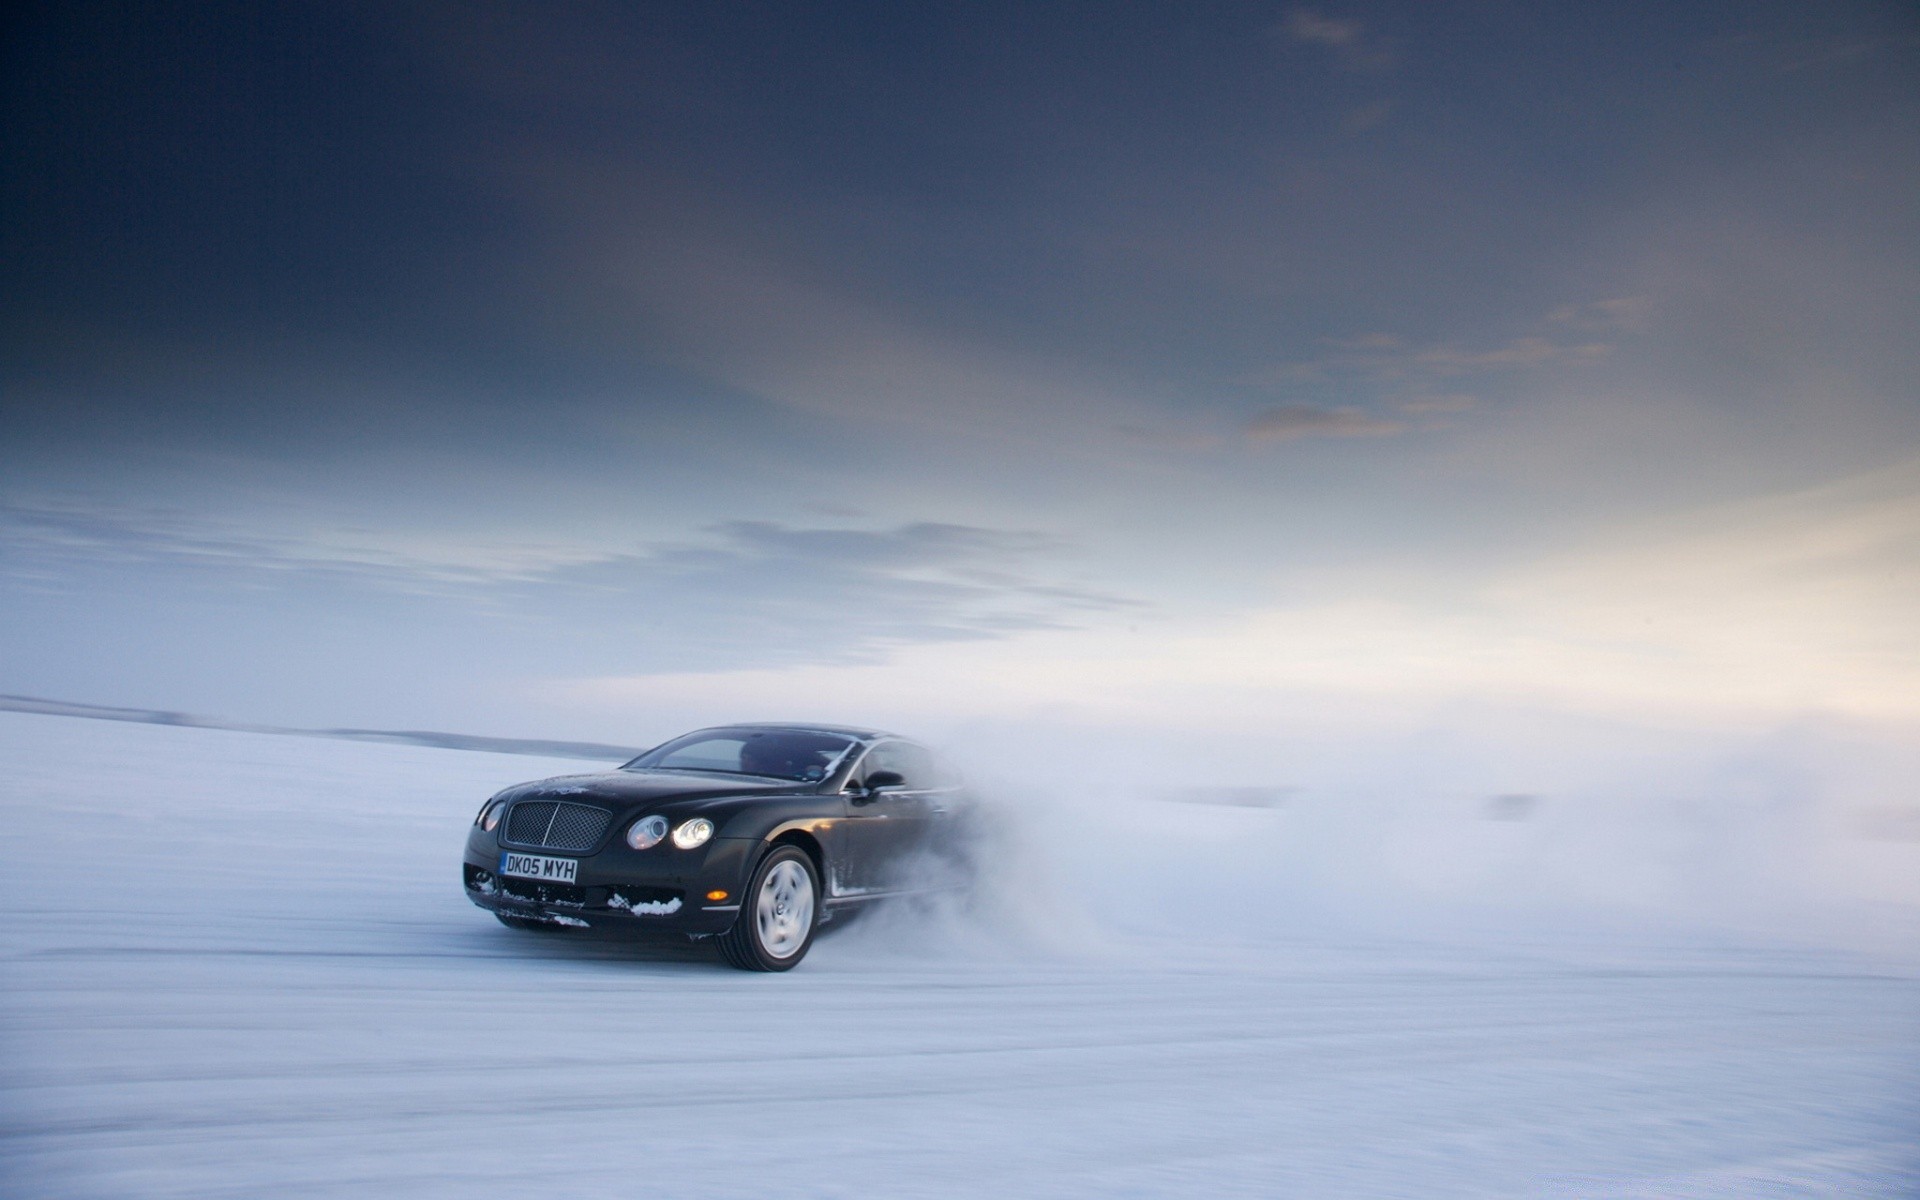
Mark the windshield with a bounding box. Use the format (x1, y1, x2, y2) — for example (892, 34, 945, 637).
(622, 729, 858, 784)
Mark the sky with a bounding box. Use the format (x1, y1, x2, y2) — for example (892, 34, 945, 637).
(3, 0, 1918, 745)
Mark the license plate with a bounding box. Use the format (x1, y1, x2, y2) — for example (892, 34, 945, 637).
(499, 852, 578, 883)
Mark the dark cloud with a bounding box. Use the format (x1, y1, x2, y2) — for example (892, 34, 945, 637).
(3, 0, 1917, 731)
(0, 504, 1138, 677)
(531, 521, 1138, 670)
(0, 503, 528, 592)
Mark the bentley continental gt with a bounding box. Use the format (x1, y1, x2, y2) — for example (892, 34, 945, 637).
(463, 724, 970, 970)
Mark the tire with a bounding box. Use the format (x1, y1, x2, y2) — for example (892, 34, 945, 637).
(496, 913, 574, 932)
(716, 845, 820, 971)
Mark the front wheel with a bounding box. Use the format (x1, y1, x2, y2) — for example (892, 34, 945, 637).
(716, 845, 819, 971)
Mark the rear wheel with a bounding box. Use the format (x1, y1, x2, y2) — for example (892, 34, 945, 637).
(716, 845, 819, 971)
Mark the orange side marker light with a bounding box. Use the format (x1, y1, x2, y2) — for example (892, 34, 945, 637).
(706, 890, 729, 902)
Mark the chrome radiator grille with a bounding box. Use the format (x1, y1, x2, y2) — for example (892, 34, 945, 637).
(503, 801, 612, 852)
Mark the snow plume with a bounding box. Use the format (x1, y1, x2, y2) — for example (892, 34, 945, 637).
(916, 703, 1920, 963)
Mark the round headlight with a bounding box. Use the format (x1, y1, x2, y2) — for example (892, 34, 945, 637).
(671, 817, 715, 850)
(626, 814, 669, 850)
(477, 799, 506, 831)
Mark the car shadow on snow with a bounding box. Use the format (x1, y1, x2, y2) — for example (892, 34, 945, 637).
(466, 901, 971, 973)
(470, 922, 725, 969)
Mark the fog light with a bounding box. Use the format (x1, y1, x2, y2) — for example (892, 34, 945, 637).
(706, 889, 729, 902)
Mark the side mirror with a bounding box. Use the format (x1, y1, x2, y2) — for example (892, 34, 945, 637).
(857, 769, 906, 798)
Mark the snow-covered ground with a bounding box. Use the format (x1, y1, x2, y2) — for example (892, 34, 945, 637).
(1, 710, 1916, 1198)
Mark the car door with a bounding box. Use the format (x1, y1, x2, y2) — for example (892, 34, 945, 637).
(838, 740, 938, 895)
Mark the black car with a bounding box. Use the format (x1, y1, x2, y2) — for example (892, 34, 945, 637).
(462, 724, 971, 970)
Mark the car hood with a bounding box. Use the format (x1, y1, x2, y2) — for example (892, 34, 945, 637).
(502, 769, 804, 809)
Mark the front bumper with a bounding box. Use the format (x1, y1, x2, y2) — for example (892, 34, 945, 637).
(462, 830, 755, 936)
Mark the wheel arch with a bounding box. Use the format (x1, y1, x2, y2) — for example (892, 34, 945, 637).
(768, 827, 824, 881)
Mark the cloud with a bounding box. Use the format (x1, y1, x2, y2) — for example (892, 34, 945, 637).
(1245, 405, 1406, 443)
(1548, 296, 1651, 332)
(1244, 323, 1620, 389)
(571, 458, 1920, 730)
(0, 503, 1140, 673)
(533, 521, 1140, 668)
(0, 502, 594, 591)
(1280, 9, 1396, 70)
(505, 155, 1168, 454)
(1398, 394, 1477, 415)
(1326, 332, 1403, 351)
(1413, 336, 1610, 373)
(1284, 10, 1363, 48)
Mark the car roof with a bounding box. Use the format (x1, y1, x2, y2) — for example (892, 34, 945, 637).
(691, 722, 903, 743)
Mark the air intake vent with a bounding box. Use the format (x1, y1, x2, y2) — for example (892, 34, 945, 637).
(502, 800, 612, 852)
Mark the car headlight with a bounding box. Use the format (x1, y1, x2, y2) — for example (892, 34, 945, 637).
(476, 799, 506, 831)
(671, 817, 715, 849)
(626, 814, 669, 850)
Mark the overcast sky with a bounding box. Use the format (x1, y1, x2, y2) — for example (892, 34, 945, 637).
(4, 1, 1917, 742)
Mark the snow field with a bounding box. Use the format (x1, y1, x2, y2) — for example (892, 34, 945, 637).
(1, 711, 1916, 1198)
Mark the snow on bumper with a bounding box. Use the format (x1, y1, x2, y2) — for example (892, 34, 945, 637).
(462, 834, 754, 935)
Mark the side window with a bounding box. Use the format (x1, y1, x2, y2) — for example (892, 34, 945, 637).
(897, 743, 936, 788)
(861, 741, 934, 789)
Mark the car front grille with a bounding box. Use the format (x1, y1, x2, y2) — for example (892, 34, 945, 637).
(502, 800, 612, 852)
